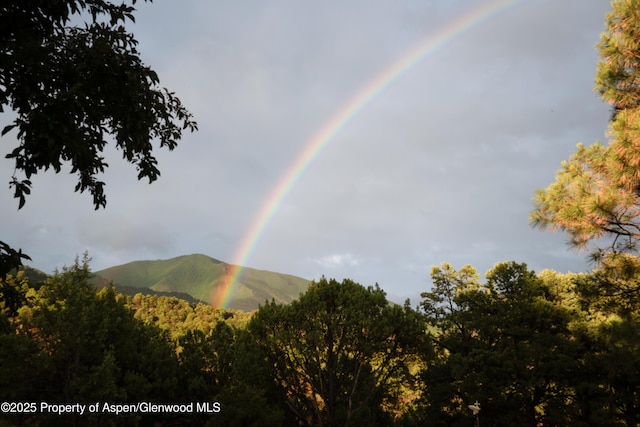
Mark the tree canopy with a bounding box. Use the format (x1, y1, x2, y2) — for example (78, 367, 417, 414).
(1, 0, 197, 210)
(414, 261, 640, 426)
(0, 0, 196, 280)
(531, 0, 640, 261)
(2, 257, 640, 425)
(248, 277, 430, 426)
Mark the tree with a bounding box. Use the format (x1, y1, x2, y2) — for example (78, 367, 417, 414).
(594, 0, 640, 112)
(0, 1, 197, 281)
(178, 323, 235, 402)
(177, 324, 290, 426)
(418, 262, 581, 426)
(420, 263, 480, 343)
(0, 241, 31, 280)
(212, 328, 291, 427)
(4, 256, 182, 426)
(569, 256, 640, 426)
(531, 0, 640, 261)
(248, 277, 429, 426)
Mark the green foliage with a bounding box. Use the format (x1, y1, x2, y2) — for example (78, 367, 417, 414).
(95, 254, 311, 310)
(421, 263, 480, 337)
(0, 269, 30, 318)
(531, 0, 640, 260)
(0, 241, 31, 280)
(417, 262, 582, 426)
(0, 255, 290, 426)
(1, 256, 181, 426)
(174, 323, 290, 426)
(4, 253, 640, 425)
(1, 0, 197, 211)
(3, 3, 640, 425)
(414, 261, 640, 426)
(249, 277, 430, 426)
(530, 141, 640, 258)
(594, 0, 640, 111)
(212, 328, 290, 426)
(528, 4, 640, 418)
(0, 243, 32, 316)
(131, 293, 218, 339)
(569, 256, 640, 426)
(0, 273, 42, 409)
(0, 1, 196, 308)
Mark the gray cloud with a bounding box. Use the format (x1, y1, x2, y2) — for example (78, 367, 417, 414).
(0, 0, 614, 304)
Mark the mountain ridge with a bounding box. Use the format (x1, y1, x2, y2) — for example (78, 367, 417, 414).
(93, 253, 311, 311)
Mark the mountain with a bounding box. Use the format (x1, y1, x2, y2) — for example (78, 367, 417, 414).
(17, 265, 49, 288)
(93, 254, 311, 311)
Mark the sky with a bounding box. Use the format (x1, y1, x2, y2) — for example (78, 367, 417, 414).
(0, 0, 614, 305)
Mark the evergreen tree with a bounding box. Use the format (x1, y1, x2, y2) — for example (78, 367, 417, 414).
(531, 0, 640, 261)
(3, 256, 181, 426)
(571, 257, 640, 426)
(417, 262, 581, 426)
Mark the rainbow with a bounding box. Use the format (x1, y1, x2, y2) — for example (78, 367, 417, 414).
(213, 0, 525, 308)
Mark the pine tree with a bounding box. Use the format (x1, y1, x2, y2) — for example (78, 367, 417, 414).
(531, 0, 640, 261)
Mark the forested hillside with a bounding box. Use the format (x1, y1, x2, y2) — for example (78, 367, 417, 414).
(2, 256, 640, 426)
(93, 254, 311, 311)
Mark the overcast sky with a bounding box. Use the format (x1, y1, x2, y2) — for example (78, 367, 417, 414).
(1, 0, 614, 304)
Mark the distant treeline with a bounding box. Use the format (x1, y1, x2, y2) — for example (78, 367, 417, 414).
(1, 255, 639, 426)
